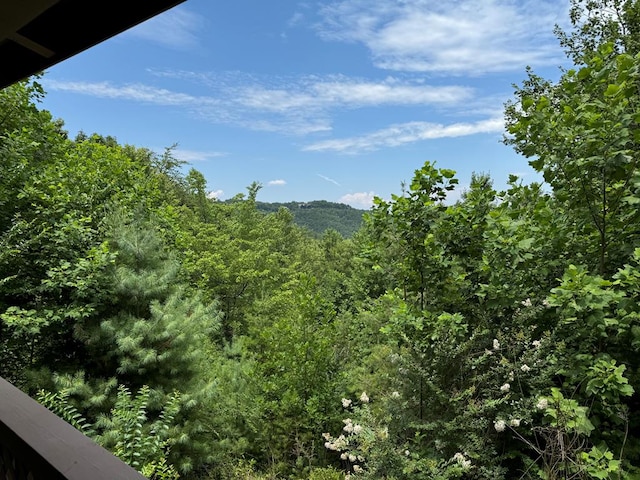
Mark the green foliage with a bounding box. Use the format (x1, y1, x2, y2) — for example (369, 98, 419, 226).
(322, 393, 408, 479)
(36, 388, 94, 435)
(255, 200, 366, 237)
(36, 383, 181, 479)
(250, 275, 346, 477)
(505, 43, 640, 275)
(555, 0, 640, 62)
(5, 6, 640, 477)
(366, 161, 458, 311)
(96, 385, 181, 479)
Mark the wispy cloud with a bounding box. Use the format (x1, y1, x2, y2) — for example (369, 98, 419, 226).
(317, 174, 341, 186)
(288, 12, 305, 27)
(317, 0, 567, 74)
(339, 191, 375, 209)
(124, 7, 206, 49)
(45, 80, 214, 106)
(172, 148, 227, 162)
(234, 78, 472, 111)
(45, 74, 471, 136)
(156, 70, 472, 109)
(267, 179, 287, 186)
(304, 118, 504, 154)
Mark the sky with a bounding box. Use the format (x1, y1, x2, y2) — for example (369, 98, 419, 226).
(37, 0, 574, 209)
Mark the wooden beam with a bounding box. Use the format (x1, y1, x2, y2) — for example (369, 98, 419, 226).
(0, 377, 146, 480)
(8, 32, 55, 58)
(0, 0, 60, 42)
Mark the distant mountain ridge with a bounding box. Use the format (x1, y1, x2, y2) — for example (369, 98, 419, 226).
(255, 200, 367, 237)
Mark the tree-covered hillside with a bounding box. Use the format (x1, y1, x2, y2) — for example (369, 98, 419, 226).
(2, 2, 640, 479)
(255, 200, 366, 237)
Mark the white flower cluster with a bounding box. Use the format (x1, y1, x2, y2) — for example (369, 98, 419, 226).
(493, 338, 500, 350)
(324, 400, 373, 476)
(536, 398, 548, 410)
(322, 431, 348, 451)
(494, 417, 521, 432)
(500, 383, 510, 393)
(521, 298, 532, 307)
(453, 452, 472, 469)
(343, 418, 363, 434)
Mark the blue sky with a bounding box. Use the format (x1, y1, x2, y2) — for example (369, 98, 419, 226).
(38, 0, 572, 209)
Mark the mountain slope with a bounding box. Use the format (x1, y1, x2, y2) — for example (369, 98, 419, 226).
(256, 200, 367, 237)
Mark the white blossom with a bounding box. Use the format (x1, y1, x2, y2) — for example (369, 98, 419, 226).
(391, 391, 400, 398)
(521, 298, 532, 307)
(349, 454, 357, 462)
(494, 419, 506, 432)
(340, 452, 348, 460)
(453, 453, 472, 469)
(508, 371, 515, 381)
(353, 424, 363, 434)
(532, 340, 541, 348)
(510, 418, 521, 427)
(344, 423, 354, 433)
(353, 465, 363, 473)
(342, 398, 353, 408)
(536, 398, 548, 410)
(360, 391, 369, 403)
(521, 364, 531, 372)
(500, 383, 511, 393)
(405, 450, 410, 456)
(493, 338, 500, 350)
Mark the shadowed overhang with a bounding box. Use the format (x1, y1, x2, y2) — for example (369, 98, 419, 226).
(0, 0, 187, 90)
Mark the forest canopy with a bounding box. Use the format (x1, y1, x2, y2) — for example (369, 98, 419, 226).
(2, 1, 640, 479)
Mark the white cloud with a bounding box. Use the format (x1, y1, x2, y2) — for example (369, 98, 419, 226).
(317, 174, 341, 186)
(236, 78, 472, 111)
(207, 189, 224, 199)
(46, 74, 471, 136)
(339, 192, 375, 209)
(125, 7, 206, 49)
(288, 12, 305, 27)
(304, 117, 504, 154)
(45, 80, 214, 107)
(268, 179, 287, 186)
(317, 0, 567, 74)
(172, 149, 227, 162)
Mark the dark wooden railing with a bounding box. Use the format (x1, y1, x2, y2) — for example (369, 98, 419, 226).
(0, 376, 146, 480)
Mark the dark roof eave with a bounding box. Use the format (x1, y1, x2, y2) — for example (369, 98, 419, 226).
(0, 0, 187, 90)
